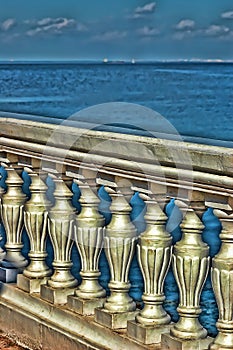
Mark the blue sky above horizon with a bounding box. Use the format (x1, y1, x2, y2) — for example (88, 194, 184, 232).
(1, 0, 233, 60)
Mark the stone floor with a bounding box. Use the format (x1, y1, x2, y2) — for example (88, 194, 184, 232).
(0, 334, 27, 350)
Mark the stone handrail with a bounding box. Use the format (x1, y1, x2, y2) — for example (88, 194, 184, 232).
(0, 115, 232, 350)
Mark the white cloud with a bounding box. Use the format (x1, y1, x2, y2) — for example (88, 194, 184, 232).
(128, 2, 156, 18)
(41, 18, 76, 31)
(26, 17, 77, 36)
(137, 26, 159, 36)
(173, 30, 197, 40)
(0, 18, 16, 31)
(205, 24, 230, 36)
(135, 2, 156, 14)
(129, 13, 144, 19)
(92, 30, 127, 42)
(221, 11, 233, 19)
(23, 19, 33, 25)
(175, 19, 195, 30)
(173, 23, 232, 41)
(218, 30, 233, 40)
(26, 28, 40, 37)
(38, 18, 56, 26)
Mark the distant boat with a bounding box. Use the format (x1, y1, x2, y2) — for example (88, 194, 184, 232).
(131, 58, 136, 64)
(102, 59, 125, 64)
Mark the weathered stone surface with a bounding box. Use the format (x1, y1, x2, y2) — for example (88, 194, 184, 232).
(0, 267, 20, 283)
(127, 320, 171, 345)
(67, 295, 105, 315)
(40, 284, 75, 304)
(17, 274, 48, 293)
(0, 283, 150, 350)
(41, 325, 88, 350)
(0, 303, 41, 350)
(161, 334, 213, 350)
(95, 307, 139, 329)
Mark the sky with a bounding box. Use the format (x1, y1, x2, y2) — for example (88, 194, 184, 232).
(1, 0, 233, 60)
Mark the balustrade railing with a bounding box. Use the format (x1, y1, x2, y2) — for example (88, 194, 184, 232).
(0, 115, 232, 350)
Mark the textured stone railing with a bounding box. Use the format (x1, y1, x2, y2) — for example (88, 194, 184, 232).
(0, 115, 232, 350)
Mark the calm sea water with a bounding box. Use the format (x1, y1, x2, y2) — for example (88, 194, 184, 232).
(0, 62, 229, 337)
(0, 62, 232, 141)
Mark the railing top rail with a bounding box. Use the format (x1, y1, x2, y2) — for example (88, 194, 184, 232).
(0, 110, 233, 147)
(0, 116, 232, 176)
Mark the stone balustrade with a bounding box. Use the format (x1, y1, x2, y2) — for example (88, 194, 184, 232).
(0, 115, 232, 350)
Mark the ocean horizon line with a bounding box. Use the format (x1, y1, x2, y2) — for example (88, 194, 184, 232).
(0, 58, 233, 65)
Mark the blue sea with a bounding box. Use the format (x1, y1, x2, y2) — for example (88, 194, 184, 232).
(0, 62, 232, 142)
(0, 62, 231, 337)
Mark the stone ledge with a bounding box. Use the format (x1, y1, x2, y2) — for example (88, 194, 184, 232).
(17, 274, 49, 294)
(0, 267, 20, 283)
(161, 333, 213, 350)
(95, 307, 139, 330)
(0, 283, 151, 350)
(127, 320, 172, 345)
(67, 295, 106, 316)
(40, 284, 75, 305)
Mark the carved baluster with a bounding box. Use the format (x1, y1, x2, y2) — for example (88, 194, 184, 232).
(127, 196, 172, 344)
(0, 185, 6, 261)
(0, 166, 27, 282)
(209, 210, 233, 350)
(17, 171, 52, 293)
(162, 203, 211, 350)
(67, 175, 106, 315)
(40, 177, 78, 304)
(95, 184, 138, 329)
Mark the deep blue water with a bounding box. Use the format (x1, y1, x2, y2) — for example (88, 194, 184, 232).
(0, 62, 229, 337)
(0, 62, 232, 141)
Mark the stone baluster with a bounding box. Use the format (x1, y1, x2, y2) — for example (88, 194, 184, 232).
(209, 209, 233, 350)
(67, 173, 106, 315)
(95, 182, 138, 329)
(162, 202, 211, 350)
(0, 166, 27, 283)
(127, 195, 173, 345)
(17, 171, 52, 293)
(40, 177, 78, 304)
(0, 184, 6, 261)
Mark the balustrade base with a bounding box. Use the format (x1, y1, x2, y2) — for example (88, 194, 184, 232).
(161, 334, 213, 350)
(17, 274, 49, 294)
(67, 295, 106, 315)
(208, 332, 233, 350)
(0, 267, 20, 283)
(127, 320, 172, 345)
(95, 307, 139, 329)
(0, 282, 150, 350)
(40, 284, 75, 305)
